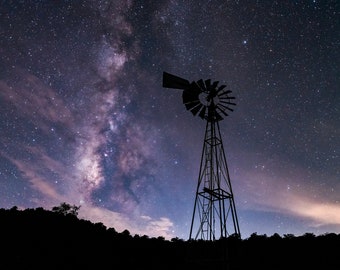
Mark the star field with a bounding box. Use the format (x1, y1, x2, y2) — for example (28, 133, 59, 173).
(0, 1, 339, 240)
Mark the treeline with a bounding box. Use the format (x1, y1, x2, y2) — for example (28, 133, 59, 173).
(0, 204, 339, 269)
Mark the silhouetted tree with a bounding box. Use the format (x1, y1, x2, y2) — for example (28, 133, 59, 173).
(51, 202, 80, 216)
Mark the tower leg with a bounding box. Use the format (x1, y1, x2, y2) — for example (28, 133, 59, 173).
(189, 120, 240, 240)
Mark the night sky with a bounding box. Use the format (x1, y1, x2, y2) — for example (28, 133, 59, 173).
(0, 1, 339, 240)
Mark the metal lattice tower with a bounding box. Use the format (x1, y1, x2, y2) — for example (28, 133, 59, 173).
(162, 71, 241, 241)
(189, 118, 240, 240)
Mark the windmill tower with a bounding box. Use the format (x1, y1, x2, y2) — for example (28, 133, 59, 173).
(162, 71, 241, 241)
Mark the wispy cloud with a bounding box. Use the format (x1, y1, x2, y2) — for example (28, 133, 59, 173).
(241, 167, 340, 227)
(77, 204, 175, 239)
(0, 68, 74, 132)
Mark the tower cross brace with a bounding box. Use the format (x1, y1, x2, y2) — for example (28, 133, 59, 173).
(189, 118, 240, 240)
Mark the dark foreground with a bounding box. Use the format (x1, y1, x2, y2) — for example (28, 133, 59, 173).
(1, 206, 339, 269)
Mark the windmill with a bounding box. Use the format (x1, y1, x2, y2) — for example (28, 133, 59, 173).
(162, 71, 241, 240)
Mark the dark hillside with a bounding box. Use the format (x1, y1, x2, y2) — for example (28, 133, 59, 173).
(0, 207, 339, 269)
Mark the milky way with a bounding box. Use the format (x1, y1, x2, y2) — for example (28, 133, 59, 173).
(0, 1, 339, 239)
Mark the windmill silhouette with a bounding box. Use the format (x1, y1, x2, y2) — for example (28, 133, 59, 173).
(162, 71, 241, 240)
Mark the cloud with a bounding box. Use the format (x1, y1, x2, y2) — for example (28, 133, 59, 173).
(0, 67, 74, 132)
(1, 150, 64, 203)
(144, 216, 175, 238)
(241, 167, 340, 228)
(286, 195, 340, 226)
(78, 204, 175, 240)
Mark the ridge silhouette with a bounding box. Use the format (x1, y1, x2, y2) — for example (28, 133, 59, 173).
(0, 205, 339, 269)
